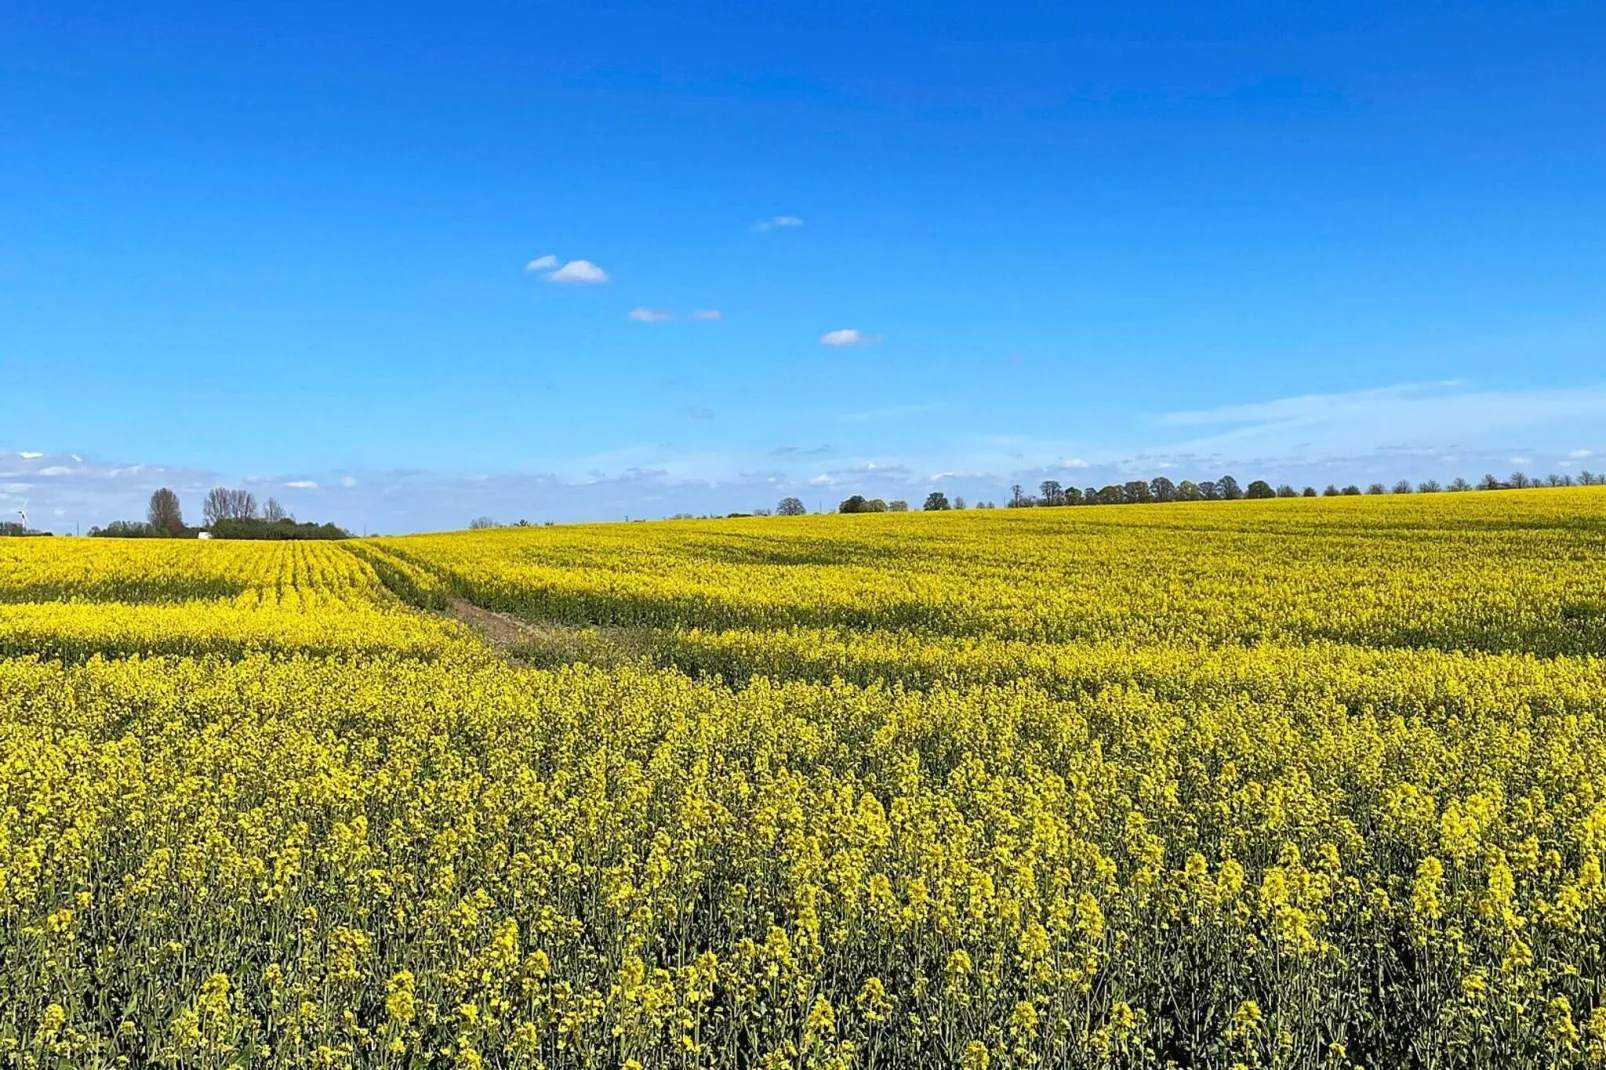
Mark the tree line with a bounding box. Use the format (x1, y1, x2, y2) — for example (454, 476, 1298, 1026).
(89, 488, 350, 540)
(801, 468, 1605, 515)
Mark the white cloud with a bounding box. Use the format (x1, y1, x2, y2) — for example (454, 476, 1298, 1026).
(1060, 457, 1089, 469)
(524, 254, 559, 273)
(753, 215, 804, 232)
(19, 452, 43, 459)
(808, 473, 835, 486)
(38, 466, 75, 477)
(629, 307, 674, 323)
(1570, 448, 1594, 459)
(339, 475, 359, 488)
(545, 259, 609, 284)
(691, 309, 722, 321)
(820, 328, 879, 347)
(284, 480, 319, 489)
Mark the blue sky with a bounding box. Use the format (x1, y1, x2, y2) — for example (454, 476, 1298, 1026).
(3, 1, 1604, 531)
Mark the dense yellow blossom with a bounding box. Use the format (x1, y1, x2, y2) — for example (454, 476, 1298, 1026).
(0, 489, 1603, 1067)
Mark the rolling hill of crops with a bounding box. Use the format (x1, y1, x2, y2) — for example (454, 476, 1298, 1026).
(4, 489, 1606, 1067)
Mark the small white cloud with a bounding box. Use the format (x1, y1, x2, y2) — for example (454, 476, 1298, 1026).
(19, 451, 43, 459)
(38, 466, 74, 476)
(284, 480, 319, 489)
(70, 454, 83, 463)
(1510, 457, 1530, 465)
(1570, 448, 1594, 459)
(339, 476, 359, 488)
(820, 328, 879, 347)
(629, 307, 674, 323)
(546, 259, 609, 284)
(1060, 457, 1089, 469)
(524, 254, 559, 273)
(808, 474, 836, 486)
(753, 215, 804, 232)
(691, 309, 722, 321)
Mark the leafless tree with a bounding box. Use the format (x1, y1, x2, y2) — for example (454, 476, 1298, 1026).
(263, 497, 288, 523)
(469, 516, 498, 529)
(203, 487, 260, 525)
(147, 488, 184, 535)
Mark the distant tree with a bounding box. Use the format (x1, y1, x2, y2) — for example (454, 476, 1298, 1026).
(469, 516, 498, 529)
(1083, 487, 1098, 505)
(1038, 480, 1064, 506)
(1582, 470, 1598, 486)
(1149, 476, 1177, 503)
(1123, 480, 1152, 504)
(777, 497, 806, 516)
(1479, 474, 1504, 491)
(923, 492, 951, 511)
(838, 495, 868, 513)
(1245, 480, 1276, 499)
(952, 496, 966, 509)
(1176, 480, 1201, 502)
(751, 507, 774, 516)
(1509, 471, 1532, 489)
(887, 500, 909, 512)
(262, 497, 288, 523)
(1392, 480, 1413, 494)
(1545, 473, 1569, 487)
(1303, 486, 1318, 497)
(1009, 484, 1027, 508)
(203, 488, 229, 526)
(1342, 485, 1362, 496)
(1095, 485, 1124, 505)
(1276, 484, 1297, 498)
(89, 520, 158, 538)
(1450, 477, 1472, 492)
(864, 499, 888, 512)
(147, 488, 184, 535)
(1062, 487, 1083, 506)
(1323, 485, 1340, 496)
(1217, 476, 1242, 500)
(1198, 480, 1222, 502)
(1418, 480, 1442, 493)
(203, 487, 258, 526)
(1366, 483, 1387, 495)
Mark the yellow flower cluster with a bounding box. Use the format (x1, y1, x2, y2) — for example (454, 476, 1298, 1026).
(0, 489, 1604, 1068)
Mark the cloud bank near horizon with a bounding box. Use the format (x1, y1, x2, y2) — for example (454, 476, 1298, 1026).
(4, 380, 1602, 533)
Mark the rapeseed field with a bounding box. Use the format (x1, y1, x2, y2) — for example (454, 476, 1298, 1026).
(3, 490, 1606, 1068)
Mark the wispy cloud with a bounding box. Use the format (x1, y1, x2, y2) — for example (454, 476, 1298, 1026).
(19, 451, 43, 459)
(839, 402, 946, 423)
(523, 254, 558, 273)
(752, 215, 804, 232)
(284, 480, 319, 489)
(770, 444, 832, 456)
(629, 307, 674, 323)
(820, 328, 880, 347)
(1155, 381, 1606, 460)
(691, 309, 722, 321)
